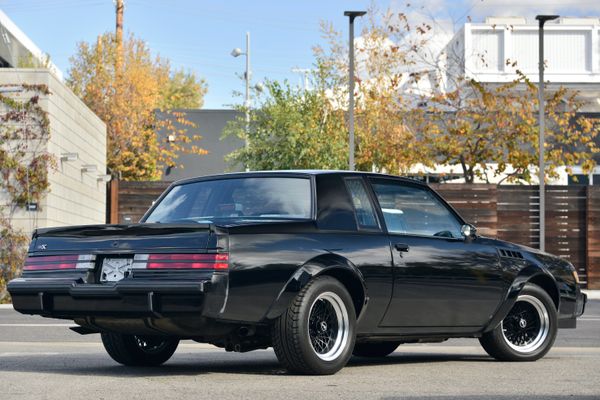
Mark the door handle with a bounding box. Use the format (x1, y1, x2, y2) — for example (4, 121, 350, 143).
(394, 243, 410, 252)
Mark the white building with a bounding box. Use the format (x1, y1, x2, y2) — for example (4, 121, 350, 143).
(410, 16, 600, 184)
(0, 10, 107, 238)
(447, 17, 600, 99)
(0, 10, 62, 79)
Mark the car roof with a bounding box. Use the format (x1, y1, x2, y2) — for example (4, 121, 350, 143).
(172, 170, 428, 187)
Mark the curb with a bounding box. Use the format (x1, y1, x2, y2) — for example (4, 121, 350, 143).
(583, 290, 600, 300)
(0, 304, 14, 310)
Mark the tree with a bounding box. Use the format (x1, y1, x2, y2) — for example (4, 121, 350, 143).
(416, 75, 599, 183)
(158, 68, 207, 109)
(0, 84, 54, 302)
(67, 33, 208, 180)
(223, 72, 348, 171)
(316, 6, 599, 182)
(314, 13, 436, 174)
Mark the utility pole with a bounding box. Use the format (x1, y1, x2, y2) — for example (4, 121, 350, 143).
(344, 11, 366, 171)
(535, 14, 559, 252)
(115, 0, 124, 71)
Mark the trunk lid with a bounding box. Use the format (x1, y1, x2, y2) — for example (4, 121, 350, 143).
(30, 223, 217, 254)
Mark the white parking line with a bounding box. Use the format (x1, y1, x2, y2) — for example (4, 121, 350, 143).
(0, 324, 76, 327)
(0, 352, 60, 357)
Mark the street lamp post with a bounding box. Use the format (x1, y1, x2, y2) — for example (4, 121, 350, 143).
(535, 14, 559, 252)
(231, 32, 252, 170)
(344, 11, 366, 171)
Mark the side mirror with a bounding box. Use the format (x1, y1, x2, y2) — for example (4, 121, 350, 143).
(461, 223, 477, 239)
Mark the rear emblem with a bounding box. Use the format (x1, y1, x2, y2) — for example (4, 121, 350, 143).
(37, 244, 47, 250)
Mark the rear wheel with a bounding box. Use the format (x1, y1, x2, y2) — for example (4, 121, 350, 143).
(101, 333, 179, 366)
(479, 283, 557, 361)
(353, 342, 400, 358)
(271, 276, 356, 375)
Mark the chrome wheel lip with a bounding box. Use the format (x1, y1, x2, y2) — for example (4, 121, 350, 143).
(501, 294, 550, 354)
(307, 291, 350, 361)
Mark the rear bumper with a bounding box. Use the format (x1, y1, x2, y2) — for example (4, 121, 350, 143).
(8, 277, 225, 319)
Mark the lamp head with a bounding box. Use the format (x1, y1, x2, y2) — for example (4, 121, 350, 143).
(81, 165, 98, 173)
(60, 153, 79, 162)
(344, 11, 367, 19)
(535, 15, 559, 26)
(231, 48, 243, 57)
(97, 174, 112, 183)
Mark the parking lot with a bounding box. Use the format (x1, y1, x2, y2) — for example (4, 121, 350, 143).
(1, 300, 599, 400)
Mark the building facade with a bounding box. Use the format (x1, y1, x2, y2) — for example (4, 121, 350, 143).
(0, 69, 107, 237)
(156, 109, 244, 181)
(1, 7, 107, 239)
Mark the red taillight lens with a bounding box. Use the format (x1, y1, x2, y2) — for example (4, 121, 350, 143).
(23, 254, 96, 271)
(146, 253, 228, 270)
(23, 255, 79, 271)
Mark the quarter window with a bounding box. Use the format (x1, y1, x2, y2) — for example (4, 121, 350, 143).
(344, 178, 379, 229)
(370, 180, 462, 238)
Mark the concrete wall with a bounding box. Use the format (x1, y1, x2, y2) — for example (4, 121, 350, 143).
(0, 69, 106, 238)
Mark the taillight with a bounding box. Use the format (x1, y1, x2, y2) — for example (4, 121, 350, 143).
(143, 253, 229, 270)
(23, 254, 96, 271)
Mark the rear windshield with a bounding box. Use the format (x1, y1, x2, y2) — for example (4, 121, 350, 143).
(144, 177, 312, 223)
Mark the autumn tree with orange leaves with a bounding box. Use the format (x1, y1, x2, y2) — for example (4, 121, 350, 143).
(68, 33, 208, 181)
(315, 6, 598, 182)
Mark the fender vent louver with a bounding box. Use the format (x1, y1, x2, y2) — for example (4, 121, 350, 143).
(498, 248, 524, 259)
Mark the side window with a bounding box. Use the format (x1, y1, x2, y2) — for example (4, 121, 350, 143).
(370, 179, 462, 238)
(344, 178, 379, 230)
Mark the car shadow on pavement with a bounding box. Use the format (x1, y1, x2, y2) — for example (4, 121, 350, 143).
(348, 352, 492, 367)
(0, 350, 493, 377)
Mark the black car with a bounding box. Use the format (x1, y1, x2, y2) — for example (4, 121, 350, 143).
(8, 171, 586, 375)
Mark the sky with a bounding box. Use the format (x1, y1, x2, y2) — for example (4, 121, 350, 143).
(1, 0, 599, 109)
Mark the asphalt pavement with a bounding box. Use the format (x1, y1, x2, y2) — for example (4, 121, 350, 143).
(0, 301, 599, 400)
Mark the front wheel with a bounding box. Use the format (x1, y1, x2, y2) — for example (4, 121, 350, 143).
(271, 276, 356, 375)
(101, 333, 179, 366)
(479, 283, 557, 361)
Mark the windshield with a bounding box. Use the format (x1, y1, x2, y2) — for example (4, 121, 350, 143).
(144, 177, 312, 223)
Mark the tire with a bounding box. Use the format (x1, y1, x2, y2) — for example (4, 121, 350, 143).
(271, 275, 357, 375)
(479, 283, 557, 361)
(101, 333, 179, 366)
(353, 342, 400, 358)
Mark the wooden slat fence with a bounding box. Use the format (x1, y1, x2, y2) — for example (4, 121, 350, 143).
(109, 180, 171, 225)
(109, 181, 600, 288)
(430, 184, 497, 237)
(587, 187, 600, 289)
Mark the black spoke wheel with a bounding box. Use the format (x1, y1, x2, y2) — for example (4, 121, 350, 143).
(307, 292, 349, 361)
(501, 295, 549, 353)
(272, 276, 356, 375)
(479, 283, 557, 362)
(101, 333, 179, 366)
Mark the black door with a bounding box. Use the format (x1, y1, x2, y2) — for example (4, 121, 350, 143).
(369, 178, 505, 329)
